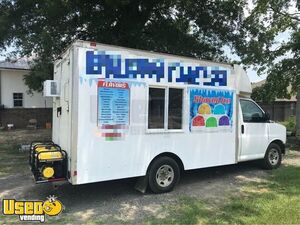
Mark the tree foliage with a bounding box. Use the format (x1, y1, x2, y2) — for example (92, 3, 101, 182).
(0, 0, 246, 92)
(235, 0, 300, 102)
(0, 0, 298, 99)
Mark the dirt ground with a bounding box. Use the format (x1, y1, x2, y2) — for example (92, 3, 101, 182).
(0, 129, 51, 144)
(1, 140, 299, 224)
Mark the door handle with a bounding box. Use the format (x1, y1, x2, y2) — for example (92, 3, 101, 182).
(241, 125, 244, 134)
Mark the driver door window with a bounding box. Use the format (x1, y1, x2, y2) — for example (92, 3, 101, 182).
(239, 99, 269, 159)
(240, 99, 264, 123)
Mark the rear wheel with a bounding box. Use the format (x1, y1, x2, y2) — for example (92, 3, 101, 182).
(148, 156, 180, 193)
(262, 143, 282, 169)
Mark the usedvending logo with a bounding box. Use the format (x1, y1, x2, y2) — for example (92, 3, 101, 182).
(2, 195, 63, 222)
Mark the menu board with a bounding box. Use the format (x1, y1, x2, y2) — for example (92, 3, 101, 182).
(97, 81, 130, 126)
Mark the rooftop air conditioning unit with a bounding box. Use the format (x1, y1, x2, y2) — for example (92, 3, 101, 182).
(43, 80, 60, 97)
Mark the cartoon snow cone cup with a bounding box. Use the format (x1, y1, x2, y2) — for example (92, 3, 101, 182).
(43, 196, 63, 216)
(192, 115, 205, 127)
(198, 103, 211, 115)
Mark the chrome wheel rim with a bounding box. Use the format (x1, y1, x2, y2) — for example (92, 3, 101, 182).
(268, 148, 279, 165)
(156, 165, 174, 187)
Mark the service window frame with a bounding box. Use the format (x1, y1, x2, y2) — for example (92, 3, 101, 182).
(146, 85, 185, 133)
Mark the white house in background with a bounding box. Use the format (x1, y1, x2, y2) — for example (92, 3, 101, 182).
(0, 59, 52, 128)
(0, 59, 52, 108)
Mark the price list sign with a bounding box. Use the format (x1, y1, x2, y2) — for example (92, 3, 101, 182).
(97, 81, 130, 127)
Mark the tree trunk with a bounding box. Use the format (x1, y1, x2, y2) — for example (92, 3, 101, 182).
(296, 86, 300, 140)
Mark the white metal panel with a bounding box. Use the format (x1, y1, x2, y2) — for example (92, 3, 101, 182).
(50, 41, 287, 186)
(52, 51, 73, 164)
(73, 46, 237, 184)
(233, 65, 252, 96)
(52, 63, 61, 144)
(268, 123, 286, 144)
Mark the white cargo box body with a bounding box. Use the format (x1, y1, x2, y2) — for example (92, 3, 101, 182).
(53, 40, 252, 185)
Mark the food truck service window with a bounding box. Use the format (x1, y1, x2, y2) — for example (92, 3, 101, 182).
(148, 87, 183, 131)
(148, 87, 165, 129)
(168, 88, 183, 129)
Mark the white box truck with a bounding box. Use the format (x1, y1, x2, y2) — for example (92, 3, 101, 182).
(29, 40, 286, 193)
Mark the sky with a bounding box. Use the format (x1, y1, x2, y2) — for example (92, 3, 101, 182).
(0, 46, 15, 61)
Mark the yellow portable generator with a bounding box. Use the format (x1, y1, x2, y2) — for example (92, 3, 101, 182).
(29, 141, 68, 183)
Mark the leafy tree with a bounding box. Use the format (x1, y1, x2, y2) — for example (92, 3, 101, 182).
(233, 0, 299, 136)
(234, 0, 299, 102)
(0, 0, 247, 92)
(2, 1, 299, 135)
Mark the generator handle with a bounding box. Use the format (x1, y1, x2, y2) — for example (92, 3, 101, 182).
(36, 149, 67, 166)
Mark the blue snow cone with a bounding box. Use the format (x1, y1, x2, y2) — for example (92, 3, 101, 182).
(213, 104, 225, 115)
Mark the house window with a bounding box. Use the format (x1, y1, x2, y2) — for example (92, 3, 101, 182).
(13, 93, 23, 107)
(148, 87, 184, 130)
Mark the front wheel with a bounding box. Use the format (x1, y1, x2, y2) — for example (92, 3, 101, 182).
(148, 156, 180, 193)
(262, 143, 282, 170)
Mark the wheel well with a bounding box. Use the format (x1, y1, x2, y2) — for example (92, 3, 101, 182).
(147, 152, 185, 173)
(271, 140, 285, 154)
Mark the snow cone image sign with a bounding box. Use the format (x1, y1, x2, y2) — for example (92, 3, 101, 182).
(189, 88, 234, 132)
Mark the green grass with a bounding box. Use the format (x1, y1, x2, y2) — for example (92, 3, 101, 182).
(212, 165, 300, 225)
(146, 165, 300, 225)
(0, 144, 28, 177)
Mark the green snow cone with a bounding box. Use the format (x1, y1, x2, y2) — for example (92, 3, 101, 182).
(206, 117, 217, 127)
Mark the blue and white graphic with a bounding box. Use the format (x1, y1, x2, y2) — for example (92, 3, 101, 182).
(98, 81, 130, 126)
(189, 88, 234, 132)
(86, 51, 229, 86)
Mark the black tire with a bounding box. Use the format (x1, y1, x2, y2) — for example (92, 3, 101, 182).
(148, 156, 180, 193)
(262, 143, 282, 170)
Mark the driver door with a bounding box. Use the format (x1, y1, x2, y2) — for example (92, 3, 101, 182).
(239, 99, 269, 161)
